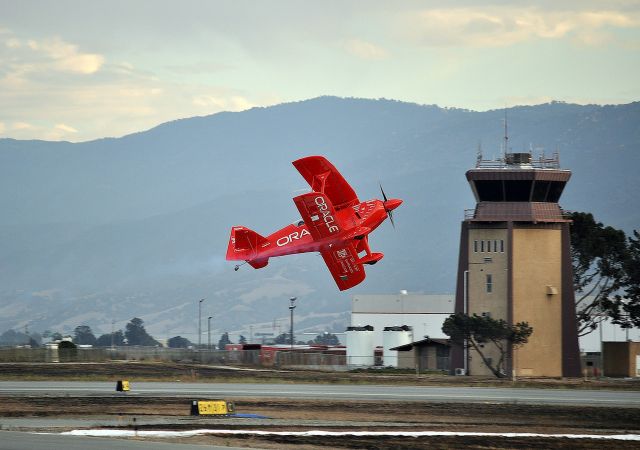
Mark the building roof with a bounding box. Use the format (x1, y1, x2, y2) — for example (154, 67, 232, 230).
(352, 294, 454, 314)
(467, 202, 570, 223)
(391, 337, 450, 351)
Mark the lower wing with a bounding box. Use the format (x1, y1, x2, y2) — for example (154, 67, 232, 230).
(320, 242, 366, 291)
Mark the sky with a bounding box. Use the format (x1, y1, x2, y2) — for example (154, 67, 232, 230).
(1, 0, 639, 142)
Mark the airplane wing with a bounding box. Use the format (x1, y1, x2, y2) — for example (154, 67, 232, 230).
(320, 242, 366, 291)
(293, 192, 342, 241)
(292, 156, 359, 210)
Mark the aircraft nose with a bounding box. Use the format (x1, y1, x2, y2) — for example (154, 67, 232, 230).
(384, 198, 403, 211)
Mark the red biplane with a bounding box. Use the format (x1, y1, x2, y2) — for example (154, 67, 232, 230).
(225, 156, 402, 291)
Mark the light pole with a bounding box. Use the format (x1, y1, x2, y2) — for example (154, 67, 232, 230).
(208, 316, 213, 350)
(289, 297, 297, 349)
(198, 298, 204, 349)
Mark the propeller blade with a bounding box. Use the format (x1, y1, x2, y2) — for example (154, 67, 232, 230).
(388, 211, 396, 229)
(379, 183, 388, 202)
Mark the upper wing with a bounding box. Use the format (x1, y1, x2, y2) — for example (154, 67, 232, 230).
(320, 242, 366, 291)
(292, 156, 359, 210)
(293, 192, 342, 241)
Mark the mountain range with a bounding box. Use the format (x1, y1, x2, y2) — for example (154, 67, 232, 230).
(1, 96, 638, 343)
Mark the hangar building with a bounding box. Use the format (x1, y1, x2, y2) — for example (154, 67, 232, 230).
(350, 293, 454, 347)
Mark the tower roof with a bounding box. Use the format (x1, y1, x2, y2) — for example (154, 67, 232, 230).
(465, 152, 572, 223)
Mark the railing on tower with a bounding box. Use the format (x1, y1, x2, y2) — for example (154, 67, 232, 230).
(475, 151, 561, 169)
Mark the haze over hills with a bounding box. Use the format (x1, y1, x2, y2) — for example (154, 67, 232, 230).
(1, 96, 638, 342)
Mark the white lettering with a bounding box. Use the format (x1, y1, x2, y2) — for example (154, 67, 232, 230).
(276, 228, 311, 247)
(314, 196, 339, 234)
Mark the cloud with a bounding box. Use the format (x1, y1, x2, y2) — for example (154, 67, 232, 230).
(54, 123, 78, 134)
(27, 36, 104, 74)
(192, 94, 255, 111)
(45, 123, 79, 141)
(0, 29, 283, 141)
(344, 39, 389, 60)
(403, 7, 640, 47)
(0, 32, 104, 86)
(11, 122, 35, 131)
(165, 61, 233, 75)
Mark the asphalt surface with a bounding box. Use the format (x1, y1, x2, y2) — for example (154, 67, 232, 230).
(0, 431, 253, 450)
(1, 381, 639, 407)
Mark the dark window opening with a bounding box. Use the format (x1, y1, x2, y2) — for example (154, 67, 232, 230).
(547, 181, 566, 202)
(474, 180, 504, 201)
(486, 274, 493, 293)
(504, 180, 533, 201)
(532, 180, 551, 202)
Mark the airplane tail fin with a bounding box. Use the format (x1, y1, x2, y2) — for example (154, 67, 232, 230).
(226, 226, 270, 267)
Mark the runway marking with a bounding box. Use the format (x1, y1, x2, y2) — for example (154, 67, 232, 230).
(61, 429, 640, 441)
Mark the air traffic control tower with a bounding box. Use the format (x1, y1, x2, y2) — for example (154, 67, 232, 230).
(451, 150, 581, 377)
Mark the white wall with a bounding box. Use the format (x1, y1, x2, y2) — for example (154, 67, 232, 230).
(579, 318, 640, 353)
(350, 313, 449, 347)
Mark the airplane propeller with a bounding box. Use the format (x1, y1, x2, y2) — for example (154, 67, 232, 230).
(380, 183, 402, 228)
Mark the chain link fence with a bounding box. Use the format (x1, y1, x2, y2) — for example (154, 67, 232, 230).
(0, 346, 339, 369)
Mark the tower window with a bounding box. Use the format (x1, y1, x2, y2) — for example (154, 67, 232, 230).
(481, 240, 485, 252)
(493, 240, 498, 252)
(474, 240, 478, 252)
(500, 240, 504, 253)
(486, 274, 493, 293)
(504, 180, 533, 201)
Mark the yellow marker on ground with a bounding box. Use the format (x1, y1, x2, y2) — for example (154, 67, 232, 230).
(191, 400, 235, 416)
(116, 380, 130, 392)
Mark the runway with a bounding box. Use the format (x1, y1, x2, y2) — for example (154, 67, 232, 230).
(1, 380, 639, 407)
(0, 430, 252, 450)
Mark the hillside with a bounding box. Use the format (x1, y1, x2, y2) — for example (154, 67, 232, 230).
(0, 97, 638, 341)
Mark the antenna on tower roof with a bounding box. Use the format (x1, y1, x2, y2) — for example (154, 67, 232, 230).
(503, 108, 509, 156)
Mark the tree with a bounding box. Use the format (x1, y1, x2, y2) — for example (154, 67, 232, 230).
(167, 336, 192, 348)
(73, 325, 97, 346)
(124, 318, 160, 346)
(95, 330, 125, 347)
(569, 212, 636, 335)
(217, 332, 232, 350)
(51, 332, 63, 341)
(0, 330, 30, 346)
(308, 332, 340, 346)
(29, 332, 42, 346)
(613, 230, 640, 328)
(238, 335, 247, 344)
(442, 313, 533, 378)
(58, 340, 77, 349)
(58, 339, 77, 362)
(274, 333, 289, 344)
